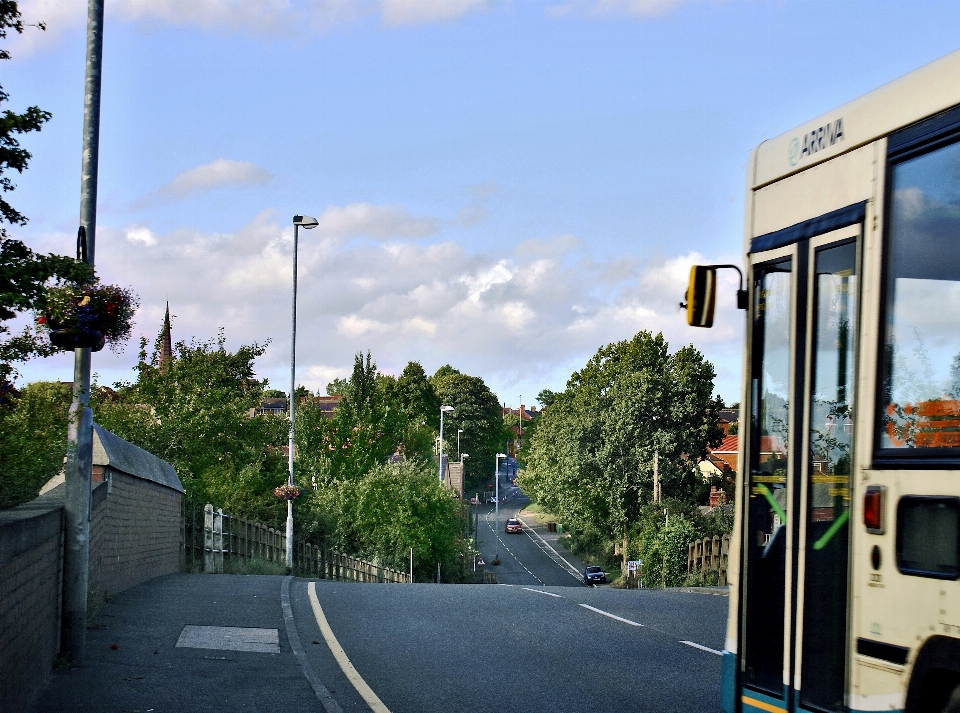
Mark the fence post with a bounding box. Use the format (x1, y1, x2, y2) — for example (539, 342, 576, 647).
(203, 504, 214, 572)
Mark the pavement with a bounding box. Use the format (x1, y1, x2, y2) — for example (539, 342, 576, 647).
(28, 574, 324, 713)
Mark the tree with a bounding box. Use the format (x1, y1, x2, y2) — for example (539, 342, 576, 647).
(0, 380, 71, 508)
(521, 331, 724, 573)
(431, 365, 505, 491)
(0, 3, 91, 379)
(92, 328, 289, 522)
(312, 459, 470, 580)
(537, 389, 557, 408)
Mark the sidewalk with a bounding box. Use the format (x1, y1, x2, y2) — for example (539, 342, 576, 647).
(27, 574, 320, 713)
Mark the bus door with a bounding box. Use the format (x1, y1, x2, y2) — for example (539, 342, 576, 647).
(741, 221, 859, 713)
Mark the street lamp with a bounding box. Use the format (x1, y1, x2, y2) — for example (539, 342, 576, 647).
(287, 214, 318, 574)
(495, 452, 507, 542)
(439, 405, 454, 482)
(457, 428, 463, 461)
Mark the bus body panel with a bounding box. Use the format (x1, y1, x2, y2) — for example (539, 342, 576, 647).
(729, 48, 960, 713)
(753, 49, 960, 188)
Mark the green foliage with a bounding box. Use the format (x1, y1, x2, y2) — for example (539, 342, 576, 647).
(310, 459, 470, 581)
(536, 389, 557, 408)
(431, 365, 505, 491)
(521, 330, 724, 570)
(633, 503, 700, 588)
(92, 330, 289, 523)
(0, 381, 70, 508)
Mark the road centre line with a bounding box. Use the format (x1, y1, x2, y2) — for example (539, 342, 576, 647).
(579, 604, 644, 627)
(308, 582, 392, 713)
(484, 511, 544, 585)
(679, 640, 723, 656)
(521, 587, 562, 598)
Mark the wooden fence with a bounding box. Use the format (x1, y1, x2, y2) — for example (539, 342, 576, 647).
(686, 533, 731, 586)
(182, 503, 410, 583)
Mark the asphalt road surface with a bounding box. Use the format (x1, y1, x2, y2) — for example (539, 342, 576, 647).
(475, 494, 586, 587)
(292, 578, 727, 713)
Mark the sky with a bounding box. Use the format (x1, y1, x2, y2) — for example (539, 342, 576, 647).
(5, 0, 960, 408)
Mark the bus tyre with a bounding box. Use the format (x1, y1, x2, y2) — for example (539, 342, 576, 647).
(944, 685, 960, 713)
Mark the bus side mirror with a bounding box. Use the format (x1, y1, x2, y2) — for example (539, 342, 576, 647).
(686, 265, 717, 328)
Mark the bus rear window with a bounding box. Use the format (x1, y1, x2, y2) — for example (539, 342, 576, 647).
(879, 139, 960, 452)
(897, 497, 960, 578)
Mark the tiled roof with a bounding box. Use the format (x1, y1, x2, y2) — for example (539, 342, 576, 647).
(710, 434, 786, 454)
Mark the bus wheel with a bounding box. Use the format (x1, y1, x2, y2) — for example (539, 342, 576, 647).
(945, 685, 960, 713)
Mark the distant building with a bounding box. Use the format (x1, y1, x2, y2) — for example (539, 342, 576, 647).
(503, 403, 538, 457)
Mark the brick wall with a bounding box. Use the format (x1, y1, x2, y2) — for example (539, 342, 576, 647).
(0, 493, 63, 713)
(0, 425, 183, 713)
(88, 468, 182, 607)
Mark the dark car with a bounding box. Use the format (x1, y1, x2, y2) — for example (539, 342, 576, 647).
(505, 518, 522, 533)
(583, 565, 606, 585)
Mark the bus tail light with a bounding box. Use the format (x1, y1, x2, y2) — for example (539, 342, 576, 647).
(864, 486, 885, 534)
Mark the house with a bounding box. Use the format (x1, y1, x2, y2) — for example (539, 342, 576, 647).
(705, 434, 789, 476)
(717, 408, 740, 435)
(503, 403, 538, 456)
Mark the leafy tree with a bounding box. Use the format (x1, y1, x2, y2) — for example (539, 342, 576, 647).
(521, 331, 724, 572)
(325, 377, 349, 396)
(92, 328, 289, 522)
(536, 388, 557, 408)
(431, 365, 505, 491)
(0, 380, 70, 508)
(312, 459, 470, 581)
(0, 3, 91, 379)
(297, 351, 408, 486)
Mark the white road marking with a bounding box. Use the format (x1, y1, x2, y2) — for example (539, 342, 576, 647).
(679, 640, 723, 656)
(483, 510, 544, 584)
(308, 582, 392, 713)
(516, 517, 585, 583)
(579, 604, 644, 627)
(521, 587, 562, 598)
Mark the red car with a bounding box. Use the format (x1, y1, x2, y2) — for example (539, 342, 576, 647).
(505, 518, 522, 533)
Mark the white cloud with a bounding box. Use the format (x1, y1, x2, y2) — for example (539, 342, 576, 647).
(9, 0, 493, 54)
(125, 226, 157, 246)
(380, 0, 491, 26)
(159, 159, 272, 199)
(316, 203, 439, 240)
(16, 211, 743, 402)
(547, 0, 690, 19)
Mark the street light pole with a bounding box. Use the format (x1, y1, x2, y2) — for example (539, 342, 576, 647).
(439, 405, 454, 482)
(287, 215, 318, 574)
(494, 452, 506, 544)
(457, 428, 463, 461)
(62, 0, 105, 665)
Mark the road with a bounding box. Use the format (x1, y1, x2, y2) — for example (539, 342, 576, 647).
(475, 493, 586, 587)
(290, 579, 726, 713)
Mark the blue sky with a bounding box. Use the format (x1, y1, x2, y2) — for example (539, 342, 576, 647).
(6, 0, 960, 407)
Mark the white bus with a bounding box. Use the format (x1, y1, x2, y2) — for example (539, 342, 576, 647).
(688, 49, 960, 713)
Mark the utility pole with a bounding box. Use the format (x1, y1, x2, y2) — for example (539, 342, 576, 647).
(653, 451, 660, 504)
(62, 0, 105, 665)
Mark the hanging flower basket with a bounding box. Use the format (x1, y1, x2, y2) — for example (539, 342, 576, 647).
(47, 327, 107, 351)
(37, 282, 139, 354)
(274, 483, 303, 501)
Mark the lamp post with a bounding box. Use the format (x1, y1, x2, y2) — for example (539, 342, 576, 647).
(439, 405, 454, 482)
(287, 214, 318, 574)
(457, 429, 463, 461)
(495, 452, 507, 543)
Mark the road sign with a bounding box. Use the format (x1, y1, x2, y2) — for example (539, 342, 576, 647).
(627, 560, 638, 572)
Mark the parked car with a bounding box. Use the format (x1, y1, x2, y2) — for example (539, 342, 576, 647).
(505, 518, 522, 533)
(583, 565, 607, 585)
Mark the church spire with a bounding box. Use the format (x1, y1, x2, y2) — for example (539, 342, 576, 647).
(160, 302, 172, 371)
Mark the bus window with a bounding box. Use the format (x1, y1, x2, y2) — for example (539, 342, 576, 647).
(880, 139, 960, 451)
(744, 258, 792, 695)
(801, 241, 856, 712)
